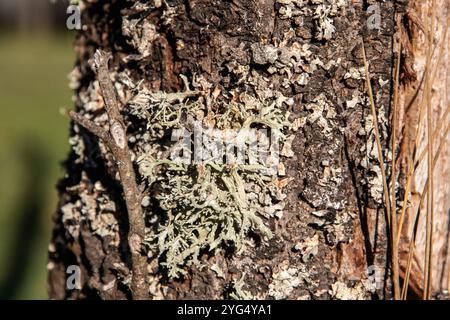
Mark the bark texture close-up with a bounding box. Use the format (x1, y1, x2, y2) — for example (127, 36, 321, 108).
(48, 0, 449, 300)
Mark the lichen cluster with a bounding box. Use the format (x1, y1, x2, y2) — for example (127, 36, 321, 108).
(344, 68, 391, 205)
(61, 176, 119, 242)
(276, 0, 347, 41)
(127, 76, 291, 277)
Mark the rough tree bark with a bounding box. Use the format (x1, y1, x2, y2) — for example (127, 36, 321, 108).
(48, 0, 449, 300)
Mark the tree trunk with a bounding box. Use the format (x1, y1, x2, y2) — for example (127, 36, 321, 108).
(48, 0, 449, 300)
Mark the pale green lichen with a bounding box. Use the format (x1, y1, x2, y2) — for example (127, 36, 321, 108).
(128, 76, 291, 278)
(230, 273, 260, 300)
(312, 0, 347, 41)
(268, 267, 302, 299)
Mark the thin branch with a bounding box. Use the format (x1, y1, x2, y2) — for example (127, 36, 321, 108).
(402, 118, 450, 298)
(424, 0, 436, 300)
(397, 12, 448, 299)
(396, 18, 449, 253)
(390, 17, 402, 300)
(361, 39, 398, 297)
(68, 50, 148, 300)
(397, 103, 450, 246)
(66, 110, 110, 143)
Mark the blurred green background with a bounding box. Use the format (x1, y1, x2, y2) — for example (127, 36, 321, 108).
(0, 0, 74, 299)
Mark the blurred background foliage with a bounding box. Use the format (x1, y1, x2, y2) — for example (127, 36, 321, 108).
(0, 0, 74, 299)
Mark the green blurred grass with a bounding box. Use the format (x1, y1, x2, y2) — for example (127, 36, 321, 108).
(0, 32, 73, 299)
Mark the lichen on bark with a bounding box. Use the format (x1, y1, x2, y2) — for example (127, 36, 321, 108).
(48, 0, 414, 300)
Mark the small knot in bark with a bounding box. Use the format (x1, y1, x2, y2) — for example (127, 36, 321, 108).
(129, 233, 142, 255)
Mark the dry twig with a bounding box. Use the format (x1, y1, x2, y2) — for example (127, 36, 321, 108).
(67, 50, 148, 300)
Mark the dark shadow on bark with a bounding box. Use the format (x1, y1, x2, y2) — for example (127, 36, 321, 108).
(344, 134, 378, 300)
(344, 135, 373, 261)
